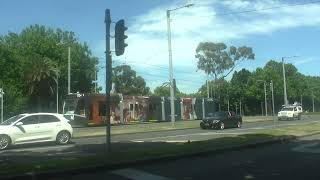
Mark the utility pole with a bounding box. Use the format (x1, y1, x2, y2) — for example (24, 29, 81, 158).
(105, 9, 112, 153)
(207, 77, 210, 98)
(56, 70, 59, 114)
(68, 46, 71, 94)
(312, 90, 315, 112)
(264, 81, 267, 116)
(0, 88, 3, 123)
(239, 99, 242, 116)
(95, 70, 97, 93)
(258, 80, 267, 116)
(270, 81, 275, 127)
(166, 4, 194, 126)
(166, 9, 175, 126)
(282, 57, 288, 105)
(270, 81, 275, 116)
(235, 103, 238, 115)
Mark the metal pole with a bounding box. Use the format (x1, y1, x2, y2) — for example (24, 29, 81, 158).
(57, 72, 59, 114)
(282, 57, 288, 105)
(68, 46, 71, 94)
(105, 9, 111, 153)
(95, 70, 97, 93)
(167, 10, 175, 126)
(312, 91, 315, 112)
(0, 88, 3, 123)
(239, 99, 242, 116)
(235, 103, 238, 115)
(261, 102, 263, 116)
(271, 81, 275, 128)
(264, 82, 267, 116)
(207, 79, 210, 98)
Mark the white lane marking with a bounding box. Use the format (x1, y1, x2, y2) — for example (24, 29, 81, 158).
(112, 168, 173, 180)
(292, 142, 320, 153)
(0, 144, 74, 153)
(130, 120, 320, 142)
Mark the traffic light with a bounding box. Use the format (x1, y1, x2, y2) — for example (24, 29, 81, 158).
(115, 19, 128, 56)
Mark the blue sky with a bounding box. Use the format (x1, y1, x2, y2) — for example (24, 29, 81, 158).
(1, 0, 320, 93)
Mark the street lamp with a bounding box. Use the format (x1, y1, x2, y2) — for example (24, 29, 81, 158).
(281, 56, 298, 105)
(257, 80, 267, 116)
(0, 88, 4, 123)
(167, 3, 194, 126)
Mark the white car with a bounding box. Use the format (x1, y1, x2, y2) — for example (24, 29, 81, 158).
(278, 106, 302, 120)
(0, 113, 73, 150)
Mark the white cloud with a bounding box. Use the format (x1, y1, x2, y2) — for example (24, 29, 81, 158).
(294, 57, 317, 66)
(96, 0, 320, 94)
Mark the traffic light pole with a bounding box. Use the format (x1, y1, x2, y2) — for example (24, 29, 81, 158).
(105, 9, 111, 153)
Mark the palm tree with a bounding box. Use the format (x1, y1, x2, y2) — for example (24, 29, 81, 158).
(24, 53, 58, 112)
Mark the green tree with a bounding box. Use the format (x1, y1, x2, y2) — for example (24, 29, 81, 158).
(195, 42, 255, 79)
(112, 65, 150, 95)
(0, 24, 98, 114)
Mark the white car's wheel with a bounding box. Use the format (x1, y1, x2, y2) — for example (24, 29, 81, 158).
(56, 131, 71, 145)
(220, 122, 225, 130)
(0, 135, 10, 150)
(237, 121, 242, 128)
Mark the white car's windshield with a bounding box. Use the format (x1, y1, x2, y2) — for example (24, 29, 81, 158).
(0, 115, 25, 125)
(282, 107, 294, 111)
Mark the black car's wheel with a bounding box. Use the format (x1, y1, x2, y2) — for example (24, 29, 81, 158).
(220, 122, 225, 130)
(200, 122, 206, 129)
(0, 135, 11, 150)
(237, 121, 242, 128)
(56, 131, 71, 145)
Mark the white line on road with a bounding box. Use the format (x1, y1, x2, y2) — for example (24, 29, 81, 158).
(0, 144, 75, 154)
(112, 168, 173, 180)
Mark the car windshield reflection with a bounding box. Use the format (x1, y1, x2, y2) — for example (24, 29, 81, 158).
(0, 115, 25, 125)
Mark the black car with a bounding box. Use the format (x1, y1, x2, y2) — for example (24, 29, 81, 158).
(200, 111, 242, 130)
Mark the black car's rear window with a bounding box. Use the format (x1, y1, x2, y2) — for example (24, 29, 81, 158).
(208, 112, 227, 117)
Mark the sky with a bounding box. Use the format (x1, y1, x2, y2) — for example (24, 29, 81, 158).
(1, 0, 320, 93)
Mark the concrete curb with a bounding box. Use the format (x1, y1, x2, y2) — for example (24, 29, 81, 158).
(3, 132, 315, 180)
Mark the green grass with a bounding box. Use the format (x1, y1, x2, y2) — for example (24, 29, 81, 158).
(2, 121, 320, 177)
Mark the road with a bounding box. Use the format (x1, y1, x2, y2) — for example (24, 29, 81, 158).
(0, 115, 319, 165)
(55, 133, 320, 180)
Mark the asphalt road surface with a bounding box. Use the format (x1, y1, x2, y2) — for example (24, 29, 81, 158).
(47, 134, 320, 180)
(0, 115, 319, 165)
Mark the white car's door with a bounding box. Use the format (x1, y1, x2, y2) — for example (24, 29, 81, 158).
(37, 115, 61, 140)
(12, 115, 40, 144)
